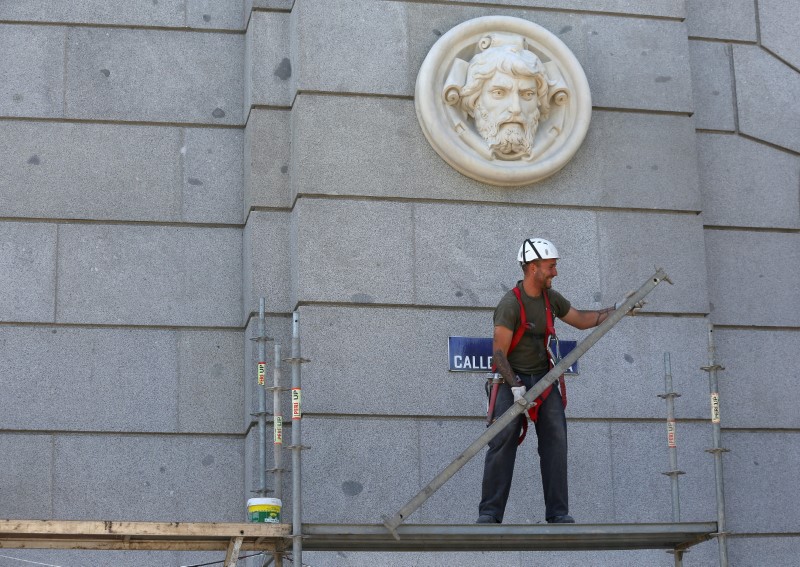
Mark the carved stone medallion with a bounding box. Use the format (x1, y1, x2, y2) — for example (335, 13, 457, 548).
(415, 16, 591, 186)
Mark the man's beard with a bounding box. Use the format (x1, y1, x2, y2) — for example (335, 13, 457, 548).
(474, 104, 539, 159)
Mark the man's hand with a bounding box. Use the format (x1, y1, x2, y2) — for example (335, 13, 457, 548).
(615, 290, 647, 315)
(511, 385, 527, 403)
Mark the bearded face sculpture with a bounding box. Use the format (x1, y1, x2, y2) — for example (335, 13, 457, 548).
(457, 35, 551, 160)
(415, 17, 591, 186)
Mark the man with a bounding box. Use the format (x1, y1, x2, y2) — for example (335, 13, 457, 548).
(477, 238, 643, 524)
(458, 34, 551, 160)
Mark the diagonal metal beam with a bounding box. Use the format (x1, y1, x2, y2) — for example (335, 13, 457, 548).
(383, 269, 672, 538)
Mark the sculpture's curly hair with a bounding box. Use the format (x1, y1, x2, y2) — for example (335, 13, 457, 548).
(460, 45, 550, 120)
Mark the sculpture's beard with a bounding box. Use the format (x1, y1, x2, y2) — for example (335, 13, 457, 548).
(474, 104, 539, 159)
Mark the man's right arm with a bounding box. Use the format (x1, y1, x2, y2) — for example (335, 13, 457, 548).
(493, 325, 519, 387)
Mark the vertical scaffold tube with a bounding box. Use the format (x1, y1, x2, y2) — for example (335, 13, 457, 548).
(273, 343, 284, 501)
(257, 298, 268, 497)
(290, 312, 304, 567)
(703, 323, 729, 567)
(272, 343, 284, 567)
(660, 352, 683, 522)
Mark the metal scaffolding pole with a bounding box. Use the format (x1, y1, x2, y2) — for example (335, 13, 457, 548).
(251, 298, 273, 498)
(659, 352, 684, 522)
(383, 269, 672, 538)
(659, 352, 686, 567)
(286, 312, 309, 567)
(268, 343, 285, 567)
(701, 323, 729, 567)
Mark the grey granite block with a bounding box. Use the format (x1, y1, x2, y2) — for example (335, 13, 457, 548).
(291, 95, 701, 210)
(4, 550, 190, 567)
(610, 422, 716, 523)
(725, 431, 800, 533)
(567, 317, 712, 420)
(522, 546, 717, 567)
(597, 212, 709, 314)
(293, 1, 693, 112)
(56, 224, 242, 327)
(297, 305, 493, 417)
(729, 536, 800, 566)
(253, 0, 294, 8)
(0, 325, 244, 433)
(0, 1, 186, 28)
(65, 28, 244, 125)
(305, 550, 521, 567)
(759, 0, 800, 69)
(697, 133, 799, 229)
(243, 210, 292, 323)
(302, 416, 420, 524)
(686, 0, 757, 41)
(1, 121, 182, 221)
(182, 127, 244, 224)
(187, 0, 245, 30)
(248, 11, 293, 109)
(705, 230, 800, 327)
(245, 109, 291, 212)
(0, 222, 57, 323)
(177, 329, 245, 434)
(714, 328, 800, 429)
(578, 16, 693, 113)
(413, 203, 601, 308)
(292, 198, 415, 306)
(410, 0, 684, 18)
(53, 433, 244, 522)
(0, 325, 178, 432)
(733, 45, 800, 153)
(689, 41, 736, 131)
(0, 24, 64, 118)
(2, 120, 241, 224)
(0, 433, 53, 518)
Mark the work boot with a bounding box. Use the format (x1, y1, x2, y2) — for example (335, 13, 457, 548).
(546, 515, 575, 524)
(476, 515, 500, 524)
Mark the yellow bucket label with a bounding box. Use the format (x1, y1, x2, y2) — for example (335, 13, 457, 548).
(292, 388, 302, 420)
(248, 503, 281, 523)
(257, 362, 266, 386)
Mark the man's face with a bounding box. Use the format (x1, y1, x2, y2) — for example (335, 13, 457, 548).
(474, 70, 541, 157)
(531, 259, 558, 289)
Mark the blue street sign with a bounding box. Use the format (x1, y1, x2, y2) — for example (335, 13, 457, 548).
(448, 336, 579, 375)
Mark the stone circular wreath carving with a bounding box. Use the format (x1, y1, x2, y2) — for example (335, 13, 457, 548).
(415, 16, 592, 187)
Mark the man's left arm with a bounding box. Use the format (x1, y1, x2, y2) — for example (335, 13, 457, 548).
(560, 306, 614, 330)
(560, 293, 646, 330)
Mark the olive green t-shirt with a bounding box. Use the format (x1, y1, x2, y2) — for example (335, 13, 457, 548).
(493, 282, 571, 375)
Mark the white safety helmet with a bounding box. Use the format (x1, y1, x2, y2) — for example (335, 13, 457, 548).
(517, 238, 559, 264)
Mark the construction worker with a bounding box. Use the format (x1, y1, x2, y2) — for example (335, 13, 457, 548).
(478, 238, 644, 524)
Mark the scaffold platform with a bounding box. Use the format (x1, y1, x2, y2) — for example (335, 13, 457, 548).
(0, 519, 716, 554)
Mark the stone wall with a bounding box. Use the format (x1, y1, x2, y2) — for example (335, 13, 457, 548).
(1, 1, 797, 565)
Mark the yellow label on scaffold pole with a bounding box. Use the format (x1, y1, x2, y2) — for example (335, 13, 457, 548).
(292, 388, 302, 420)
(274, 416, 283, 444)
(710, 393, 721, 423)
(667, 420, 677, 448)
(257, 362, 266, 386)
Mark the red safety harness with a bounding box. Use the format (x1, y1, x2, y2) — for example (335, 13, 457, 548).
(489, 287, 567, 444)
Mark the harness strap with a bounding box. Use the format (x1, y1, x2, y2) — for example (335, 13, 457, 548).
(511, 288, 567, 444)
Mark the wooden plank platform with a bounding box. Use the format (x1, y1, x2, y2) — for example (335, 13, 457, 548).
(0, 520, 717, 555)
(0, 520, 291, 552)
